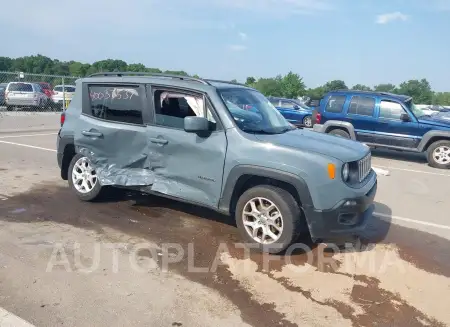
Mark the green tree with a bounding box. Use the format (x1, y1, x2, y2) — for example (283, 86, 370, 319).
(127, 63, 147, 72)
(246, 76, 256, 85)
(280, 71, 305, 98)
(164, 70, 189, 76)
(305, 86, 326, 99)
(323, 80, 347, 92)
(352, 84, 372, 91)
(397, 79, 433, 104)
(373, 83, 397, 93)
(434, 92, 450, 106)
(252, 76, 283, 96)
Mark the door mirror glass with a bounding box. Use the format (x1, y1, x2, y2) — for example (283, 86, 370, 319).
(400, 113, 411, 122)
(184, 116, 209, 133)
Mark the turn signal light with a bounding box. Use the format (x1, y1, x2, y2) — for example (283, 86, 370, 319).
(327, 163, 336, 179)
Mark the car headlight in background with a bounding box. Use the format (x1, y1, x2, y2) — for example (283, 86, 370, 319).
(342, 163, 349, 181)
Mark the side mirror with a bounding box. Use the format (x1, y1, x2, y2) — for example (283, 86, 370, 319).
(184, 116, 209, 133)
(293, 105, 300, 110)
(400, 113, 411, 122)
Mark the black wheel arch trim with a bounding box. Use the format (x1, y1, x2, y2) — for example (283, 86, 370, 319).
(322, 120, 356, 140)
(417, 130, 450, 152)
(57, 134, 75, 180)
(218, 165, 314, 214)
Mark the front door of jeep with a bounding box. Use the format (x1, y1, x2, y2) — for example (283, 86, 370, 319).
(145, 86, 227, 207)
(374, 99, 420, 148)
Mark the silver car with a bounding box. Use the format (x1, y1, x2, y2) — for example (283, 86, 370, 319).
(5, 82, 48, 110)
(51, 85, 76, 106)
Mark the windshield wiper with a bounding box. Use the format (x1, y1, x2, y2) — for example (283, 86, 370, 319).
(241, 128, 276, 134)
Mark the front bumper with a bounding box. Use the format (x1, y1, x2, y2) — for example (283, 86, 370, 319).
(303, 180, 377, 242)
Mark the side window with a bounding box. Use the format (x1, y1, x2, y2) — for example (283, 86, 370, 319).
(88, 85, 144, 125)
(270, 99, 279, 107)
(325, 95, 346, 113)
(348, 96, 375, 116)
(153, 90, 217, 130)
(280, 101, 295, 109)
(379, 100, 406, 120)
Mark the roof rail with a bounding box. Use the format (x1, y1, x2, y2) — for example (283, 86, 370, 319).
(204, 79, 249, 87)
(87, 72, 211, 85)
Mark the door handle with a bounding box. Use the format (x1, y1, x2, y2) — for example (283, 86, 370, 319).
(150, 137, 168, 145)
(82, 130, 103, 137)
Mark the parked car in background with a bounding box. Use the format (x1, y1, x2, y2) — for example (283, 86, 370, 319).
(37, 82, 54, 98)
(312, 89, 450, 169)
(52, 85, 76, 107)
(268, 96, 313, 127)
(0, 83, 7, 106)
(5, 82, 48, 110)
(57, 72, 377, 254)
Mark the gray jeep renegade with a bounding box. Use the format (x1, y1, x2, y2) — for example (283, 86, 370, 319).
(57, 72, 377, 254)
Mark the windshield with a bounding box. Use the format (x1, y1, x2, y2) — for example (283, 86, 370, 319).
(218, 88, 293, 134)
(406, 100, 426, 118)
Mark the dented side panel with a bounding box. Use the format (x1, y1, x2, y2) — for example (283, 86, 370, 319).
(143, 125, 228, 207)
(74, 114, 154, 186)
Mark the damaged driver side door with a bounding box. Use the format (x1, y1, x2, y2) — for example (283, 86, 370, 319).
(74, 82, 153, 186)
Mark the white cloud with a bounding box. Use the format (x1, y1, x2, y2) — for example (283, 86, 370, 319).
(376, 12, 409, 24)
(238, 32, 248, 40)
(228, 44, 248, 51)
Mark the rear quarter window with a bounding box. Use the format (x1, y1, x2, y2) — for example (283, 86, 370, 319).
(325, 95, 346, 113)
(348, 96, 375, 116)
(88, 85, 144, 125)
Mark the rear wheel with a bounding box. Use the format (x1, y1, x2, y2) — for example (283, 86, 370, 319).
(303, 115, 312, 128)
(328, 128, 350, 139)
(427, 140, 450, 169)
(68, 153, 103, 201)
(235, 185, 305, 254)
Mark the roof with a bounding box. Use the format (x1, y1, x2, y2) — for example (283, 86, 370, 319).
(328, 89, 411, 102)
(81, 72, 253, 92)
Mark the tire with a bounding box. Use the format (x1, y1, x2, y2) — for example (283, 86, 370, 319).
(303, 115, 312, 128)
(235, 185, 306, 254)
(427, 140, 450, 169)
(328, 128, 350, 139)
(68, 153, 103, 201)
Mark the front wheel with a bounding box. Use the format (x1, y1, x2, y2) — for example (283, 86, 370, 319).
(235, 185, 306, 254)
(68, 153, 103, 201)
(303, 115, 312, 128)
(427, 140, 450, 169)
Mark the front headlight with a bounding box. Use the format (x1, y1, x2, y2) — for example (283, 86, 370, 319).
(342, 163, 350, 181)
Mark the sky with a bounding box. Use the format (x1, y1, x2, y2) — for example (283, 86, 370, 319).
(1, 0, 450, 91)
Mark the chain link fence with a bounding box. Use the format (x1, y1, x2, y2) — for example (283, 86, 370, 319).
(0, 72, 79, 132)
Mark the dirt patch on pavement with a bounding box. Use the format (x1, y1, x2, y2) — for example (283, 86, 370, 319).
(0, 184, 449, 327)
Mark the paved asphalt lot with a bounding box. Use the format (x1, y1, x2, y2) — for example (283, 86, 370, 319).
(0, 132, 450, 327)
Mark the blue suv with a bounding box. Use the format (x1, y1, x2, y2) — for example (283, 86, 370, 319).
(312, 90, 450, 169)
(268, 96, 313, 127)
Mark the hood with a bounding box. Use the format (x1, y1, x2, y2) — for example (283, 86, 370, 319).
(254, 128, 369, 162)
(418, 114, 450, 128)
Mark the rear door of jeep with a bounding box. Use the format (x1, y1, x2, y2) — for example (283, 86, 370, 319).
(74, 80, 154, 186)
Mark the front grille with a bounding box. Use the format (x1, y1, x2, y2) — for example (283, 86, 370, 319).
(358, 153, 371, 182)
